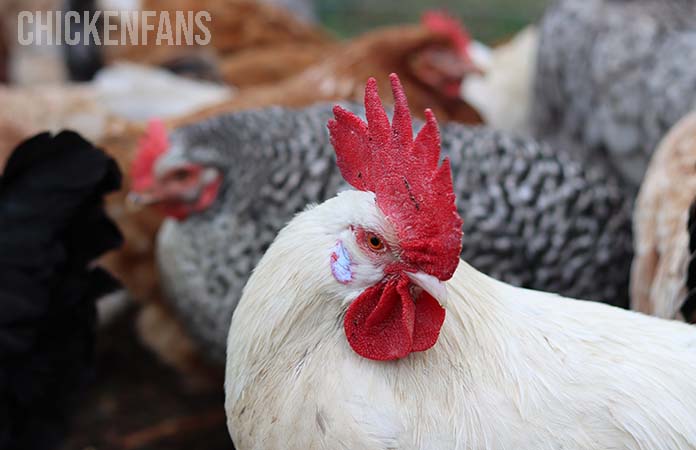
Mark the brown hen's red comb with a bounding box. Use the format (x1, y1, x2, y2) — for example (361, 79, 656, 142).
(421, 10, 471, 57)
(131, 118, 168, 192)
(328, 74, 463, 280)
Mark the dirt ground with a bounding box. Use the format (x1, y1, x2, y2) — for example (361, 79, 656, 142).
(62, 308, 232, 450)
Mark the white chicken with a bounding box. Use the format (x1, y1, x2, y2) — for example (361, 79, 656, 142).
(225, 74, 696, 450)
(460, 26, 538, 134)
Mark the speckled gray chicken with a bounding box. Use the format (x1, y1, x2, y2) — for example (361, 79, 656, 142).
(533, 0, 696, 188)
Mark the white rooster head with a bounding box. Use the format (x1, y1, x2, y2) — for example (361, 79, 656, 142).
(323, 73, 463, 361)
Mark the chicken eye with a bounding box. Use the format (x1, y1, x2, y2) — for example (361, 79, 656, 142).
(366, 233, 385, 251)
(170, 168, 191, 181)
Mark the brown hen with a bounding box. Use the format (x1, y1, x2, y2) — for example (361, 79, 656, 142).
(102, 0, 333, 86)
(631, 112, 696, 322)
(173, 15, 483, 127)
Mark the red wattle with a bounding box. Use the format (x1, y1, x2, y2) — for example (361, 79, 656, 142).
(344, 274, 445, 361)
(159, 175, 222, 221)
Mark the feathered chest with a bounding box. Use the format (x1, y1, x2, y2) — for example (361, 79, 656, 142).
(227, 304, 696, 450)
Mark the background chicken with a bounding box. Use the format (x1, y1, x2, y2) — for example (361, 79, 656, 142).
(631, 112, 696, 322)
(133, 100, 633, 363)
(97, 0, 331, 86)
(460, 25, 538, 134)
(3, 0, 326, 86)
(103, 0, 326, 60)
(0, 62, 232, 146)
(225, 75, 696, 450)
(174, 12, 484, 126)
(94, 4, 483, 124)
(533, 0, 696, 188)
(0, 131, 122, 450)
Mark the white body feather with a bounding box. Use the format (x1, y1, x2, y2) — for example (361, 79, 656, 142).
(226, 190, 696, 450)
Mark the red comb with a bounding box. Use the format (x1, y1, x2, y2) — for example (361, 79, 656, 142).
(421, 10, 471, 57)
(131, 118, 168, 192)
(328, 74, 463, 280)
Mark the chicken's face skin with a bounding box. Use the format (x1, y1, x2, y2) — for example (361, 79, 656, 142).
(328, 209, 443, 299)
(409, 46, 481, 98)
(329, 222, 398, 296)
(131, 145, 223, 220)
(142, 164, 222, 220)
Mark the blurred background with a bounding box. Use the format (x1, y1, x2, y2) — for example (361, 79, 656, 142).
(318, 0, 547, 40)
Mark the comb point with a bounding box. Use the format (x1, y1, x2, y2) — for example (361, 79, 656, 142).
(131, 118, 168, 191)
(389, 74, 414, 152)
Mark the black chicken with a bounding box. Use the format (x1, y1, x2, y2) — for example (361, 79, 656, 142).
(0, 131, 122, 450)
(683, 199, 696, 322)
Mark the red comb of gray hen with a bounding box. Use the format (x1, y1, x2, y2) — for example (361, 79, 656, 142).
(131, 118, 168, 192)
(328, 73, 463, 280)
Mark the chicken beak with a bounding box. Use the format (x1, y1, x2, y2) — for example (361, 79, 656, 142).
(460, 57, 484, 77)
(125, 189, 168, 211)
(406, 271, 448, 308)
